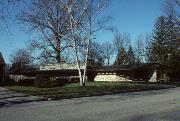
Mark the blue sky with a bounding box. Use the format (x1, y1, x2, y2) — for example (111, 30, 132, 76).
(95, 0, 164, 44)
(0, 0, 164, 63)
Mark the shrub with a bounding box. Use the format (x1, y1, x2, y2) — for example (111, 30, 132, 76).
(4, 75, 16, 86)
(16, 79, 35, 86)
(34, 74, 50, 88)
(34, 74, 81, 88)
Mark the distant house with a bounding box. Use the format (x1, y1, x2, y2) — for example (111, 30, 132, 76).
(0, 52, 5, 86)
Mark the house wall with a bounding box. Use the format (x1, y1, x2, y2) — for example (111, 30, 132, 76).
(94, 73, 132, 82)
(94, 70, 158, 82)
(149, 70, 157, 82)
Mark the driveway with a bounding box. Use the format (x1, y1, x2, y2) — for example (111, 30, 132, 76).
(0, 87, 42, 107)
(0, 87, 179, 121)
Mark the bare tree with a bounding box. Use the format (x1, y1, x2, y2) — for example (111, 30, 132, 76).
(144, 33, 153, 62)
(113, 32, 131, 52)
(113, 32, 123, 52)
(135, 34, 145, 63)
(113, 32, 131, 65)
(122, 33, 131, 50)
(19, 0, 73, 63)
(66, 0, 111, 86)
(65, 0, 88, 86)
(16, 0, 110, 86)
(88, 42, 105, 66)
(102, 41, 115, 66)
(9, 48, 34, 71)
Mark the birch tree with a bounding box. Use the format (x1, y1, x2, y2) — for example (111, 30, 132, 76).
(66, 0, 111, 86)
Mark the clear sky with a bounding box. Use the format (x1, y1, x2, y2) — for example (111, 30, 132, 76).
(95, 0, 164, 44)
(0, 0, 164, 63)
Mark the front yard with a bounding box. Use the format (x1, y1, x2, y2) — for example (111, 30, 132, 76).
(6, 82, 177, 100)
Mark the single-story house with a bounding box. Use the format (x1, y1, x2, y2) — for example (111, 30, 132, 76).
(39, 63, 169, 82)
(8, 63, 172, 87)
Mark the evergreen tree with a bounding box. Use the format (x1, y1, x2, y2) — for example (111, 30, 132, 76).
(163, 0, 179, 67)
(165, 14, 178, 67)
(126, 46, 135, 65)
(115, 47, 126, 65)
(148, 16, 169, 65)
(147, 0, 179, 69)
(0, 52, 5, 64)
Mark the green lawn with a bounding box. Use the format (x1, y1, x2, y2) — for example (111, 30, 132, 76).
(6, 82, 176, 100)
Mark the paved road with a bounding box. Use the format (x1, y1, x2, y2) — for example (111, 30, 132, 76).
(0, 87, 179, 121)
(0, 87, 42, 107)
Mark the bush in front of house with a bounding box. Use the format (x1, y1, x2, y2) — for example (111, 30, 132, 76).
(16, 79, 35, 86)
(35, 74, 50, 88)
(35, 74, 66, 88)
(4, 75, 35, 86)
(34, 74, 82, 88)
(4, 75, 16, 86)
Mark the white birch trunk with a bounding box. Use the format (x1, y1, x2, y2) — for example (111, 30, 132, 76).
(82, 13, 92, 86)
(69, 5, 84, 86)
(82, 36, 91, 86)
(68, 0, 94, 86)
(73, 39, 84, 86)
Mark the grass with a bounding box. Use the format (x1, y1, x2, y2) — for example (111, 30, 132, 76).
(6, 82, 177, 100)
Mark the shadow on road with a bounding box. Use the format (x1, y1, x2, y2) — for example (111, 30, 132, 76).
(127, 109, 179, 121)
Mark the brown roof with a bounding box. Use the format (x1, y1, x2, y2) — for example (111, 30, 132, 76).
(88, 63, 159, 72)
(0, 52, 5, 64)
